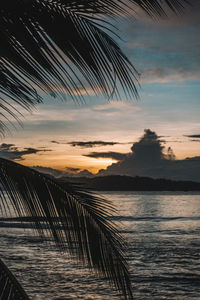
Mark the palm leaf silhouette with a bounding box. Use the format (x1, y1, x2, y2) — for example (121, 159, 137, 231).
(0, 258, 30, 300)
(0, 157, 132, 299)
(0, 0, 189, 134)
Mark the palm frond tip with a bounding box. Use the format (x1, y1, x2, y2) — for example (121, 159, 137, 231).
(0, 158, 133, 299)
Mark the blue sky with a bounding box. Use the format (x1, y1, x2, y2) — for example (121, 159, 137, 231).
(1, 2, 200, 179)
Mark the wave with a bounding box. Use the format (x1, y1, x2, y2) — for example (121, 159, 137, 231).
(109, 216, 200, 222)
(132, 274, 200, 285)
(0, 215, 200, 230)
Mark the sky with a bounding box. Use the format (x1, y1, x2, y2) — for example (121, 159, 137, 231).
(1, 1, 200, 181)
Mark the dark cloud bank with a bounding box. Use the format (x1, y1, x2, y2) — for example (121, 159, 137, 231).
(186, 134, 200, 142)
(96, 129, 200, 182)
(0, 143, 50, 161)
(84, 151, 127, 161)
(69, 141, 119, 148)
(51, 140, 120, 148)
(186, 134, 200, 138)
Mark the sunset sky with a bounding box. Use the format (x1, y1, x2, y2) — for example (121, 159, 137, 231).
(1, 2, 200, 178)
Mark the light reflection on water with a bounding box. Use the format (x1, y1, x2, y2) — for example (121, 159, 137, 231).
(0, 192, 200, 299)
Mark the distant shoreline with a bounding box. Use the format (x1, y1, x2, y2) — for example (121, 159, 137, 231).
(59, 175, 200, 192)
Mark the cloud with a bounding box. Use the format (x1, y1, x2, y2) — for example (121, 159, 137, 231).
(32, 166, 66, 178)
(0, 143, 51, 161)
(84, 151, 127, 161)
(51, 140, 70, 145)
(74, 169, 94, 178)
(186, 134, 200, 138)
(0, 143, 15, 151)
(65, 167, 81, 173)
(68, 141, 120, 148)
(32, 166, 94, 178)
(185, 134, 200, 142)
(50, 139, 122, 148)
(141, 67, 200, 84)
(124, 8, 200, 85)
(98, 129, 200, 182)
(51, 140, 62, 144)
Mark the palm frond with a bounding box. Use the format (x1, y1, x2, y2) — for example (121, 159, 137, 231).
(131, 0, 189, 16)
(0, 0, 189, 133)
(0, 258, 30, 300)
(0, 158, 133, 299)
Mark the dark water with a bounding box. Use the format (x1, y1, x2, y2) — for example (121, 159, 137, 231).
(0, 192, 200, 299)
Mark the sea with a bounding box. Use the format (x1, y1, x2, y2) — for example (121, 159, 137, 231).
(0, 192, 200, 300)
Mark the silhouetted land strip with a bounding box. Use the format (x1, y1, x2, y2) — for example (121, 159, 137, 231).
(59, 175, 200, 191)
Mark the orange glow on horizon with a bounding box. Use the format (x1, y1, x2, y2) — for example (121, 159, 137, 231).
(20, 155, 117, 174)
(17, 139, 200, 175)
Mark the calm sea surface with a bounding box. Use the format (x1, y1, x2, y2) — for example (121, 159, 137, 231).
(0, 192, 200, 299)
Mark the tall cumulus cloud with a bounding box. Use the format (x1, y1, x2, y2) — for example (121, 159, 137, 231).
(98, 129, 200, 182)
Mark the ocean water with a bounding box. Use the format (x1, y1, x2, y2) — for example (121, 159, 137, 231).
(0, 192, 200, 299)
